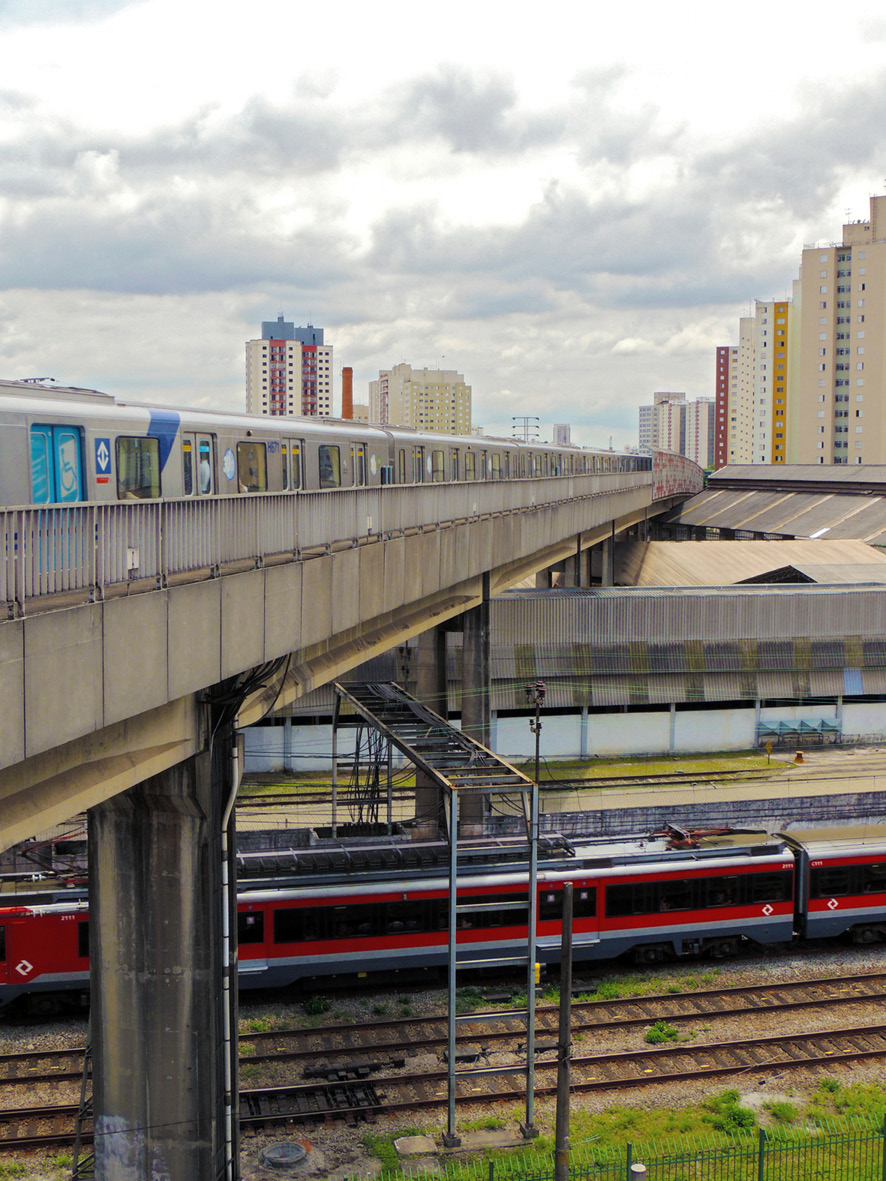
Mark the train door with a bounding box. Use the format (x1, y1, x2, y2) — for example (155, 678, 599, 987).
(286, 438, 303, 490)
(413, 447, 424, 483)
(450, 449, 459, 481)
(30, 425, 84, 503)
(351, 443, 366, 486)
(0, 920, 7, 988)
(182, 434, 215, 496)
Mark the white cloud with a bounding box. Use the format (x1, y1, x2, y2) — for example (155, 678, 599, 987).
(2, 0, 886, 445)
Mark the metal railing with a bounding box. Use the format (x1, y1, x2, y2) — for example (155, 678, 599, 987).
(2, 471, 651, 617)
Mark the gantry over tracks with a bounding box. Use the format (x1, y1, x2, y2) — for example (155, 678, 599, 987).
(332, 680, 544, 1143)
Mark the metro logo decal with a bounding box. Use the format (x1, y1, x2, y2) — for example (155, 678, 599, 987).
(15, 960, 33, 977)
(95, 438, 111, 484)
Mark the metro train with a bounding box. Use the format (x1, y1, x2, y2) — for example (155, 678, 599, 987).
(2, 827, 886, 1014)
(0, 379, 650, 508)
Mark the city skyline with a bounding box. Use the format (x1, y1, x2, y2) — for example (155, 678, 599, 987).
(3, 2, 886, 447)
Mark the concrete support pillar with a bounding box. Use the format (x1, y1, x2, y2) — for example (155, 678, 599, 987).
(535, 568, 552, 589)
(88, 731, 239, 1181)
(600, 538, 614, 587)
(460, 577, 490, 832)
(413, 625, 449, 838)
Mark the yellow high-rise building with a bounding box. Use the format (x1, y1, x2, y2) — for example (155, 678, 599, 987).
(368, 363, 471, 434)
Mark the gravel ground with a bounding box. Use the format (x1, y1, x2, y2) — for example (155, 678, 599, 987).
(5, 943, 886, 1179)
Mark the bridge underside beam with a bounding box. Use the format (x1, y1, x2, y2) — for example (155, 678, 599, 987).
(0, 695, 202, 853)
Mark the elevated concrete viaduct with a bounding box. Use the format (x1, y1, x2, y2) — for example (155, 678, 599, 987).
(0, 458, 701, 1178)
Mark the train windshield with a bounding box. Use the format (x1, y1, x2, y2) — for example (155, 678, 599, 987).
(117, 437, 160, 499)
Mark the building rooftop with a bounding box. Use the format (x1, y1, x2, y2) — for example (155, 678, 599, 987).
(614, 539, 886, 587)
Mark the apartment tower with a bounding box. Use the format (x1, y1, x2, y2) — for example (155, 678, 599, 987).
(245, 317, 333, 417)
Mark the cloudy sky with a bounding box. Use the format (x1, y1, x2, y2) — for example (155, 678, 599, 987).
(3, 0, 886, 447)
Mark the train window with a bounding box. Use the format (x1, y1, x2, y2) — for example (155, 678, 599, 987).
(605, 883, 656, 916)
(705, 876, 738, 907)
(288, 439, 303, 489)
(398, 449, 407, 484)
(78, 921, 89, 959)
(351, 444, 366, 486)
(280, 443, 289, 488)
(383, 900, 424, 933)
(464, 451, 476, 480)
(274, 908, 315, 943)
(117, 437, 160, 499)
(456, 892, 528, 929)
(431, 450, 445, 482)
(490, 453, 500, 480)
(182, 437, 194, 495)
(451, 450, 459, 481)
(659, 880, 693, 912)
(811, 867, 851, 898)
(751, 871, 792, 903)
(236, 441, 267, 492)
(862, 863, 886, 893)
(318, 445, 341, 489)
(198, 437, 214, 494)
(238, 912, 265, 944)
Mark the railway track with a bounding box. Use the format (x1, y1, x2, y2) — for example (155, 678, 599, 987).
(4, 1019, 886, 1151)
(3, 970, 886, 1092)
(4, 968, 886, 1152)
(235, 766, 777, 810)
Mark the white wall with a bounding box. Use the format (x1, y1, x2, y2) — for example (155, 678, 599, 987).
(843, 702, 886, 738)
(674, 709, 756, 752)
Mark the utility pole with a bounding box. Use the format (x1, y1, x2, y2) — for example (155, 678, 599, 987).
(554, 883, 573, 1181)
(521, 679, 545, 1140)
(526, 679, 546, 787)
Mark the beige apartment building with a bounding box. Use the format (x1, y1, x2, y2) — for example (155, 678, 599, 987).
(717, 194, 886, 467)
(245, 317, 333, 417)
(368, 363, 471, 433)
(788, 195, 886, 464)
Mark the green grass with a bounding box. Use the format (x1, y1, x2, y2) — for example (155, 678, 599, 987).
(237, 750, 784, 801)
(644, 1020, 678, 1044)
(346, 1086, 886, 1180)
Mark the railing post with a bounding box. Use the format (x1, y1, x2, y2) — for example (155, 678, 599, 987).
(626, 1141, 632, 1178)
(881, 1114, 886, 1181)
(757, 1126, 766, 1181)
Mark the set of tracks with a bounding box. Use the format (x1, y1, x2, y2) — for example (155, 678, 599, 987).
(3, 970, 886, 1151)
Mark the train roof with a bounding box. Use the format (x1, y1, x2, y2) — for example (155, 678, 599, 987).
(781, 825, 886, 856)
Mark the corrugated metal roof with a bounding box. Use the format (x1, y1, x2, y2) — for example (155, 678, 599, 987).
(615, 539, 886, 587)
(710, 464, 886, 488)
(662, 487, 886, 542)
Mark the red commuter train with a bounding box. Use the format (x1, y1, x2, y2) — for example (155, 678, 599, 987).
(1, 827, 885, 1014)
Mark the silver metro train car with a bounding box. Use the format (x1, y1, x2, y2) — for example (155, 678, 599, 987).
(0, 380, 650, 507)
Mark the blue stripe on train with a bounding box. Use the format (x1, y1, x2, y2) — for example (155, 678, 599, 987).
(147, 410, 181, 471)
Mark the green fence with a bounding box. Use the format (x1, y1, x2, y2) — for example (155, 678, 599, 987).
(351, 1117, 886, 1181)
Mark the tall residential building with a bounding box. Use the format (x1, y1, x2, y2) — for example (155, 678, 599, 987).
(718, 193, 886, 466)
(368, 363, 471, 433)
(715, 301, 791, 465)
(638, 392, 686, 454)
(684, 398, 715, 468)
(714, 345, 735, 467)
(789, 194, 886, 465)
(245, 316, 333, 417)
(553, 423, 572, 446)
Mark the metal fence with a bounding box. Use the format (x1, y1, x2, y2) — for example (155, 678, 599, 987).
(1, 472, 650, 616)
(344, 1119, 886, 1180)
